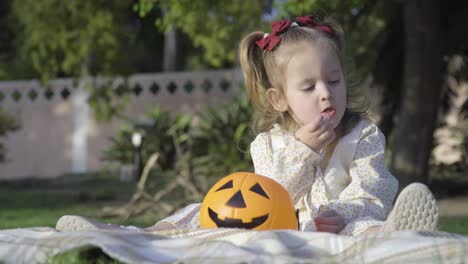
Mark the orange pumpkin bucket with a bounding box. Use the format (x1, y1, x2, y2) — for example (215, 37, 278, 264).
(200, 172, 298, 230)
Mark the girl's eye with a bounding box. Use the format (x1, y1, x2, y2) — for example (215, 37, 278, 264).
(303, 85, 315, 91)
(328, 79, 340, 85)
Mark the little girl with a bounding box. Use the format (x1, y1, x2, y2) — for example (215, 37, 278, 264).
(57, 15, 439, 235)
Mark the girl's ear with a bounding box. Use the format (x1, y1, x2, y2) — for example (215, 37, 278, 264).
(266, 88, 288, 112)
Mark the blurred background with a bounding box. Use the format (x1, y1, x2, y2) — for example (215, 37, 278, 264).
(0, 0, 467, 239)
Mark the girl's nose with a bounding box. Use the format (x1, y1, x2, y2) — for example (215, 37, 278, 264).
(317, 82, 332, 101)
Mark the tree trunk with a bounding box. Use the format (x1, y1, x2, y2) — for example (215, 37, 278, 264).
(390, 0, 442, 188)
(160, 4, 180, 72)
(370, 14, 404, 137)
(163, 26, 179, 71)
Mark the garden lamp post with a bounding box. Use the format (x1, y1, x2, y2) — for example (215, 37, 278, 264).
(131, 131, 143, 182)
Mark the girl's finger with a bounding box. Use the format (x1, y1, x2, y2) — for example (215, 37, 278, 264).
(316, 118, 334, 132)
(316, 223, 340, 233)
(317, 129, 335, 143)
(303, 115, 324, 132)
(318, 208, 337, 217)
(314, 215, 342, 225)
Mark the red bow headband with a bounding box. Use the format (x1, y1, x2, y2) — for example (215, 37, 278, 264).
(256, 15, 337, 51)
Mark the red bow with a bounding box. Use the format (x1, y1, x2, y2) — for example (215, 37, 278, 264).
(296, 15, 336, 38)
(295, 15, 318, 27)
(256, 15, 337, 51)
(256, 19, 291, 51)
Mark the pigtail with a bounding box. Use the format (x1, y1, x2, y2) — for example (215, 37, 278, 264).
(239, 32, 270, 113)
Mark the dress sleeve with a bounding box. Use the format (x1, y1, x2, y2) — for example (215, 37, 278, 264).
(250, 131, 321, 203)
(325, 122, 399, 224)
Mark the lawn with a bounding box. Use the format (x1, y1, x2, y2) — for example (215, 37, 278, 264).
(0, 173, 158, 230)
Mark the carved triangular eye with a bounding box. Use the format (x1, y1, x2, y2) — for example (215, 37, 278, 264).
(250, 183, 269, 199)
(215, 180, 233, 192)
(226, 191, 247, 208)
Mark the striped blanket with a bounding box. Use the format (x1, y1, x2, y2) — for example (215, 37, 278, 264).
(0, 227, 467, 263)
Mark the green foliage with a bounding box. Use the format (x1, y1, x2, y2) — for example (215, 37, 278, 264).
(132, 0, 395, 77)
(10, 0, 167, 121)
(278, 0, 395, 79)
(277, 0, 368, 17)
(0, 109, 17, 162)
(12, 0, 131, 83)
(4, 0, 168, 79)
(104, 95, 254, 192)
(191, 95, 254, 179)
(10, 0, 138, 121)
(87, 82, 132, 122)
(135, 0, 266, 67)
(103, 107, 190, 171)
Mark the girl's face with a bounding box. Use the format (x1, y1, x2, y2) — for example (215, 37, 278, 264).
(282, 41, 346, 128)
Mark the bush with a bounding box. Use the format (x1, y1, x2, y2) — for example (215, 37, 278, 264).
(103, 95, 254, 194)
(191, 94, 254, 183)
(102, 107, 190, 171)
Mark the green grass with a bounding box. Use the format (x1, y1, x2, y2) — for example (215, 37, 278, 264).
(0, 174, 157, 263)
(0, 173, 157, 229)
(47, 248, 123, 264)
(439, 216, 468, 235)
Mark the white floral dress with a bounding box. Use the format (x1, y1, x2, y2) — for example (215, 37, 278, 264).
(156, 119, 399, 235)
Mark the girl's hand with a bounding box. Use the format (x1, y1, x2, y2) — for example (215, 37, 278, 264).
(294, 116, 336, 153)
(314, 208, 346, 234)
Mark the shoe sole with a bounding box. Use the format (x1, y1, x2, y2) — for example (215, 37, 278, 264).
(56, 215, 101, 232)
(393, 183, 439, 231)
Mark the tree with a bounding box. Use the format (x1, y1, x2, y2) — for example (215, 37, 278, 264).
(135, 0, 267, 68)
(11, 0, 165, 121)
(2, 0, 168, 80)
(389, 0, 443, 186)
(0, 0, 14, 80)
(0, 0, 37, 80)
(12, 0, 129, 82)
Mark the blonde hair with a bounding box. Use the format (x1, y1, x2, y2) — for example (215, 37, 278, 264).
(239, 17, 369, 139)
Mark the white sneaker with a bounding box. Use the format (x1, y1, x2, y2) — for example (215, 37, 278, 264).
(56, 215, 142, 232)
(382, 183, 439, 232)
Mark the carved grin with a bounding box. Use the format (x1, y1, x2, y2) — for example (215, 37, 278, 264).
(208, 207, 269, 229)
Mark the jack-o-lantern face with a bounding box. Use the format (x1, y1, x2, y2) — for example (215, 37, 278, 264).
(200, 172, 298, 230)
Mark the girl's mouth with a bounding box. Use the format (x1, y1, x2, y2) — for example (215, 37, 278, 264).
(321, 107, 336, 119)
